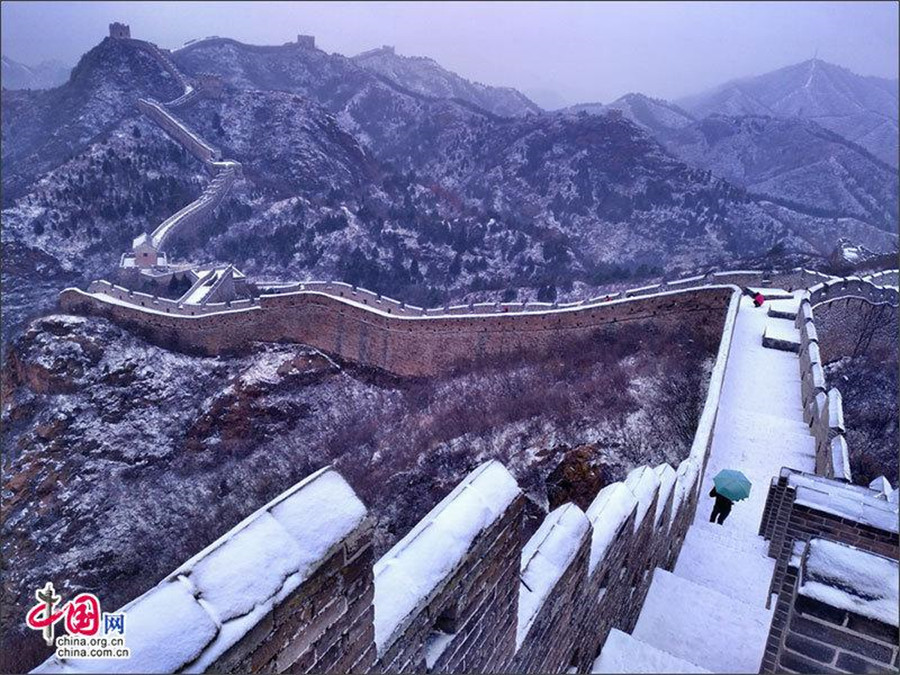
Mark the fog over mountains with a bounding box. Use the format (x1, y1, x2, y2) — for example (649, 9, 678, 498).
(678, 59, 898, 167)
(1, 55, 71, 90)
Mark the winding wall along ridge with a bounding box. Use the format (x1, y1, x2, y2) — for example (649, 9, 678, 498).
(797, 273, 899, 481)
(128, 38, 241, 253)
(59, 269, 897, 378)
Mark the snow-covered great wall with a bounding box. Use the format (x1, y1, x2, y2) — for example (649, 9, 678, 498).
(127, 35, 242, 253)
(58, 268, 889, 378)
(35, 24, 899, 675)
(39, 271, 899, 674)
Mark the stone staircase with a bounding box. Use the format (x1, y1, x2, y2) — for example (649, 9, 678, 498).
(593, 293, 817, 673)
(762, 295, 802, 352)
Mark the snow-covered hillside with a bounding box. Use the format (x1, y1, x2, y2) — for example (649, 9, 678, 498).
(352, 45, 541, 117)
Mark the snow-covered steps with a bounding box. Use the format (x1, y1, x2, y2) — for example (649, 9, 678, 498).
(762, 321, 801, 352)
(688, 520, 771, 558)
(592, 629, 711, 674)
(632, 570, 773, 674)
(766, 297, 801, 320)
(675, 525, 775, 607)
(715, 407, 811, 439)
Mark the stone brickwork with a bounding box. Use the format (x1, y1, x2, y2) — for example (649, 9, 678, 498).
(33, 439, 715, 675)
(767, 539, 898, 674)
(758, 469, 899, 673)
(123, 40, 243, 260)
(59, 283, 732, 376)
(373, 462, 524, 673)
(138, 97, 220, 164)
(791, 277, 899, 482)
(34, 467, 374, 675)
(42, 266, 740, 674)
(513, 504, 591, 674)
(109, 22, 130, 39)
(62, 269, 891, 379)
(757, 277, 899, 671)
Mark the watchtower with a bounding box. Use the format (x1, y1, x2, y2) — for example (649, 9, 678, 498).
(109, 22, 131, 39)
(132, 233, 159, 268)
(296, 34, 315, 49)
(196, 73, 224, 99)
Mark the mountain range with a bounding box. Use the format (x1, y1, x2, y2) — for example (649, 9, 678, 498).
(677, 59, 898, 167)
(1, 55, 71, 90)
(1, 35, 897, 345)
(352, 45, 541, 117)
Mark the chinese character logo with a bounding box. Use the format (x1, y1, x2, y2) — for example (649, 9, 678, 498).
(104, 613, 125, 635)
(26, 582, 62, 647)
(26, 584, 101, 644)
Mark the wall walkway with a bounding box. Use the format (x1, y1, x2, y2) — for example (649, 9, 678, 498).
(127, 38, 241, 255)
(593, 273, 899, 674)
(593, 291, 816, 673)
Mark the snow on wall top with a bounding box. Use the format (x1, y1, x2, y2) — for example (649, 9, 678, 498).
(585, 483, 638, 573)
(372, 460, 520, 654)
(33, 467, 367, 674)
(789, 473, 899, 533)
(800, 538, 900, 627)
(517, 503, 590, 648)
(687, 291, 741, 465)
(624, 465, 661, 533)
(653, 464, 677, 526)
(868, 476, 892, 497)
(672, 458, 701, 525)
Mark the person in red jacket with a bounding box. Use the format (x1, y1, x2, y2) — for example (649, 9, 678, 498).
(741, 287, 766, 308)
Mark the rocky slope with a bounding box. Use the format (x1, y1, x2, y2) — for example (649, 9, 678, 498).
(664, 115, 898, 231)
(352, 45, 541, 117)
(568, 96, 898, 235)
(677, 59, 899, 167)
(2, 38, 182, 203)
(1, 311, 721, 672)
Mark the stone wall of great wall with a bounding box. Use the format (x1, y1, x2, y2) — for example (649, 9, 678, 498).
(793, 275, 899, 481)
(43, 272, 900, 674)
(33, 441, 713, 674)
(37, 25, 896, 675)
(59, 282, 734, 377)
(40, 258, 753, 675)
(58, 269, 857, 377)
(756, 274, 900, 673)
(116, 32, 241, 255)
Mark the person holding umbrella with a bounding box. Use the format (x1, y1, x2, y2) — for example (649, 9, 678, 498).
(709, 469, 752, 525)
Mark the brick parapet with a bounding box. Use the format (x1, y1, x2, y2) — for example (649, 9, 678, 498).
(761, 538, 899, 674)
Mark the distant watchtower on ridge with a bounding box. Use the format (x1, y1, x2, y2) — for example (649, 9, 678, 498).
(109, 22, 131, 39)
(296, 34, 315, 49)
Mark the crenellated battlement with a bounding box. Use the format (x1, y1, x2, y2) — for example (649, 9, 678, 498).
(58, 269, 897, 378)
(32, 449, 709, 675)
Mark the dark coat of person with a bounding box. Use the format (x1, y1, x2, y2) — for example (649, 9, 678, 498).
(709, 486, 735, 524)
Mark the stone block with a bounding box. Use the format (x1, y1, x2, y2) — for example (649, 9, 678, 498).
(791, 616, 894, 663)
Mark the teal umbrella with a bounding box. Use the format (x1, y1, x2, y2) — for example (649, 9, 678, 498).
(713, 469, 752, 501)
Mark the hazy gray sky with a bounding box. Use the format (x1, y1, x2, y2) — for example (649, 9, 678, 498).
(2, 1, 897, 107)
